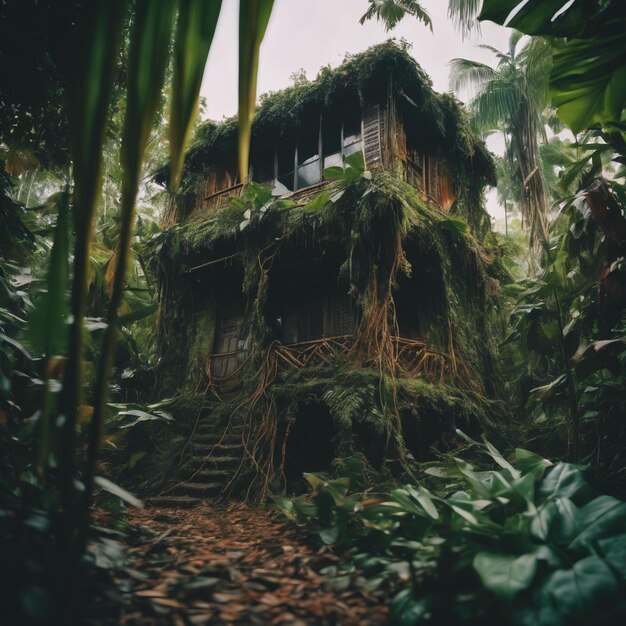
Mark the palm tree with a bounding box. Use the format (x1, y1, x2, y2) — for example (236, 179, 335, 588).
(450, 33, 552, 257)
(359, 0, 432, 31)
(360, 1, 486, 34)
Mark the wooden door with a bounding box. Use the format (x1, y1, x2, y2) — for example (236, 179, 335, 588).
(212, 314, 244, 379)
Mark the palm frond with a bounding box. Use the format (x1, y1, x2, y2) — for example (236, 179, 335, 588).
(520, 37, 552, 111)
(477, 44, 508, 62)
(447, 0, 483, 37)
(468, 79, 521, 131)
(360, 0, 432, 32)
(448, 58, 497, 94)
(508, 30, 524, 59)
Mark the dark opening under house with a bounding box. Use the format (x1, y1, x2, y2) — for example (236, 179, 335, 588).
(147, 41, 502, 502)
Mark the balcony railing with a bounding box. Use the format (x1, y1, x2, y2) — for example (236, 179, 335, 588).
(203, 334, 481, 395)
(199, 183, 245, 214)
(195, 179, 332, 220)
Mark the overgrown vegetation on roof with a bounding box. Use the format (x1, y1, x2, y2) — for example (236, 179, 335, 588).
(154, 40, 496, 229)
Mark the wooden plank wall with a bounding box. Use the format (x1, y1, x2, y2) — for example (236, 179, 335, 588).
(363, 103, 383, 168)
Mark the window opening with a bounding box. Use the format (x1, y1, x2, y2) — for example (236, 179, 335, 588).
(277, 140, 295, 191)
(297, 124, 321, 188)
(406, 149, 440, 204)
(329, 292, 356, 336)
(248, 111, 366, 194)
(251, 146, 275, 184)
(322, 116, 342, 170)
(342, 108, 362, 159)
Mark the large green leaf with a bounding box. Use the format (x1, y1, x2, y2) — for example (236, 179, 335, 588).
(551, 33, 626, 133)
(569, 495, 626, 552)
(391, 489, 424, 516)
(303, 190, 332, 213)
(515, 448, 552, 479)
(537, 463, 594, 506)
(238, 0, 274, 180)
(61, 1, 128, 502)
(479, 0, 588, 37)
(405, 485, 439, 520)
(482, 436, 521, 479)
(169, 0, 223, 191)
(531, 498, 580, 543)
(478, 1, 626, 134)
(28, 193, 72, 474)
(94, 475, 143, 508)
(473, 552, 537, 600)
(597, 534, 626, 579)
(390, 589, 430, 626)
(68, 0, 128, 231)
(122, 0, 177, 186)
(85, 0, 178, 519)
(28, 192, 70, 355)
(117, 302, 158, 325)
(541, 555, 619, 622)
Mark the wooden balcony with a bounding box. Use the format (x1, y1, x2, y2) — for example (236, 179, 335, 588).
(203, 334, 481, 395)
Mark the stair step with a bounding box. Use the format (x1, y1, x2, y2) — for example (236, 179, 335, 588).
(190, 442, 243, 454)
(193, 433, 243, 445)
(171, 482, 223, 497)
(191, 469, 232, 482)
(147, 496, 202, 509)
(195, 422, 243, 430)
(186, 455, 241, 470)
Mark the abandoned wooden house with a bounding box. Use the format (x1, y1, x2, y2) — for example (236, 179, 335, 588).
(148, 42, 500, 502)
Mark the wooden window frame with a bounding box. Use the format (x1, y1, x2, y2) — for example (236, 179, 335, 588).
(251, 112, 365, 193)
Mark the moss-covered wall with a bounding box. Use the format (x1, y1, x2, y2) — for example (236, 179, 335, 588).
(148, 168, 501, 390)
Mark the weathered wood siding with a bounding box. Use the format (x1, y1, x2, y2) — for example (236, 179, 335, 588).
(362, 103, 384, 168)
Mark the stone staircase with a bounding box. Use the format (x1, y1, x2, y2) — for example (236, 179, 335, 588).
(147, 421, 244, 508)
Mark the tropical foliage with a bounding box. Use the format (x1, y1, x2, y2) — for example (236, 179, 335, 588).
(478, 0, 626, 134)
(276, 438, 626, 625)
(450, 34, 552, 255)
(0, 0, 274, 622)
(476, 0, 626, 489)
(360, 0, 432, 31)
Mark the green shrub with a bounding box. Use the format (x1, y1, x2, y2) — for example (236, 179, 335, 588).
(275, 435, 626, 625)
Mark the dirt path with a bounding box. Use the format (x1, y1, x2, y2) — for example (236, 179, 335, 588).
(108, 504, 388, 625)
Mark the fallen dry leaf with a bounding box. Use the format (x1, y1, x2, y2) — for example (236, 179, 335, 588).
(90, 503, 388, 625)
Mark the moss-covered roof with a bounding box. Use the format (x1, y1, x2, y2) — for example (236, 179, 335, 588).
(155, 40, 495, 197)
(152, 171, 466, 266)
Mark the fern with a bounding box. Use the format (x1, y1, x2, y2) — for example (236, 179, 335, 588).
(323, 385, 386, 434)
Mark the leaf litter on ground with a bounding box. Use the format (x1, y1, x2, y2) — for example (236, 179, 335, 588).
(86, 503, 388, 625)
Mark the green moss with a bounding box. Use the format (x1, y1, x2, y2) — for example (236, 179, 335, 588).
(159, 170, 458, 264)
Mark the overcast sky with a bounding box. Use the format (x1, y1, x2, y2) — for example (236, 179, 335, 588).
(199, 0, 513, 222)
